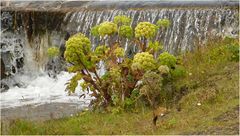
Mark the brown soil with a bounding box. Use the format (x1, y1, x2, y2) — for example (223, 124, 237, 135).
(1, 103, 84, 122)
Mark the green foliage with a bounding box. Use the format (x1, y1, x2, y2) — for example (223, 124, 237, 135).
(135, 22, 157, 39)
(140, 71, 163, 107)
(94, 45, 110, 60)
(158, 52, 177, 68)
(147, 41, 163, 52)
(158, 65, 170, 75)
(123, 89, 141, 110)
(123, 98, 135, 109)
(131, 52, 156, 71)
(170, 65, 186, 79)
(119, 25, 133, 39)
(111, 106, 123, 114)
(111, 94, 120, 106)
(64, 33, 93, 69)
(223, 36, 236, 44)
(91, 25, 100, 37)
(98, 22, 118, 37)
(208, 46, 227, 63)
(207, 40, 239, 64)
(65, 73, 82, 94)
(109, 67, 121, 82)
(226, 44, 239, 62)
(157, 19, 171, 28)
(47, 47, 59, 58)
(114, 47, 125, 58)
(113, 15, 132, 26)
(80, 81, 91, 91)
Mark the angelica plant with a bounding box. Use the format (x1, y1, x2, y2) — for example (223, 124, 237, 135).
(158, 52, 177, 68)
(119, 25, 133, 39)
(113, 15, 132, 26)
(157, 19, 171, 28)
(131, 52, 156, 72)
(135, 22, 157, 39)
(98, 22, 118, 37)
(47, 47, 60, 58)
(63, 16, 176, 110)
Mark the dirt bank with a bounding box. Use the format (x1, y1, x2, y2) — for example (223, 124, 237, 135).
(1, 103, 85, 121)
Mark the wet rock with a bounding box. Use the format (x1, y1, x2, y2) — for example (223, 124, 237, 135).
(46, 57, 66, 78)
(1, 82, 9, 93)
(13, 82, 25, 88)
(1, 58, 6, 79)
(59, 32, 70, 58)
(16, 58, 24, 69)
(1, 11, 13, 30)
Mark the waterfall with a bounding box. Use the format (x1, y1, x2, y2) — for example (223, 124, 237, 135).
(1, 7, 238, 76)
(64, 8, 238, 53)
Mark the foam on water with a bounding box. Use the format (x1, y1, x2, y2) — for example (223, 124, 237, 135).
(0, 72, 92, 109)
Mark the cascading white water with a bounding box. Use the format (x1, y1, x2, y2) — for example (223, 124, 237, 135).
(0, 5, 238, 109)
(0, 72, 92, 109)
(64, 8, 238, 54)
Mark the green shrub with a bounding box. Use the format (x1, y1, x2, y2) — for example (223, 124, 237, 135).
(114, 47, 125, 58)
(47, 47, 59, 58)
(119, 25, 133, 39)
(157, 19, 171, 28)
(113, 15, 132, 26)
(140, 71, 163, 107)
(131, 52, 157, 71)
(158, 65, 170, 75)
(64, 33, 93, 69)
(98, 22, 118, 37)
(170, 65, 186, 79)
(158, 52, 177, 68)
(148, 41, 163, 52)
(94, 45, 110, 61)
(91, 25, 100, 37)
(226, 44, 239, 62)
(135, 22, 157, 39)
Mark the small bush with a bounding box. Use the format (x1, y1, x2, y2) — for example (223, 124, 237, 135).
(158, 52, 177, 68)
(226, 44, 239, 62)
(135, 22, 157, 39)
(157, 19, 171, 28)
(98, 22, 118, 37)
(131, 52, 157, 71)
(91, 25, 100, 37)
(140, 71, 163, 107)
(113, 15, 132, 26)
(47, 47, 59, 58)
(170, 65, 186, 79)
(158, 65, 170, 75)
(64, 33, 94, 70)
(119, 25, 133, 39)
